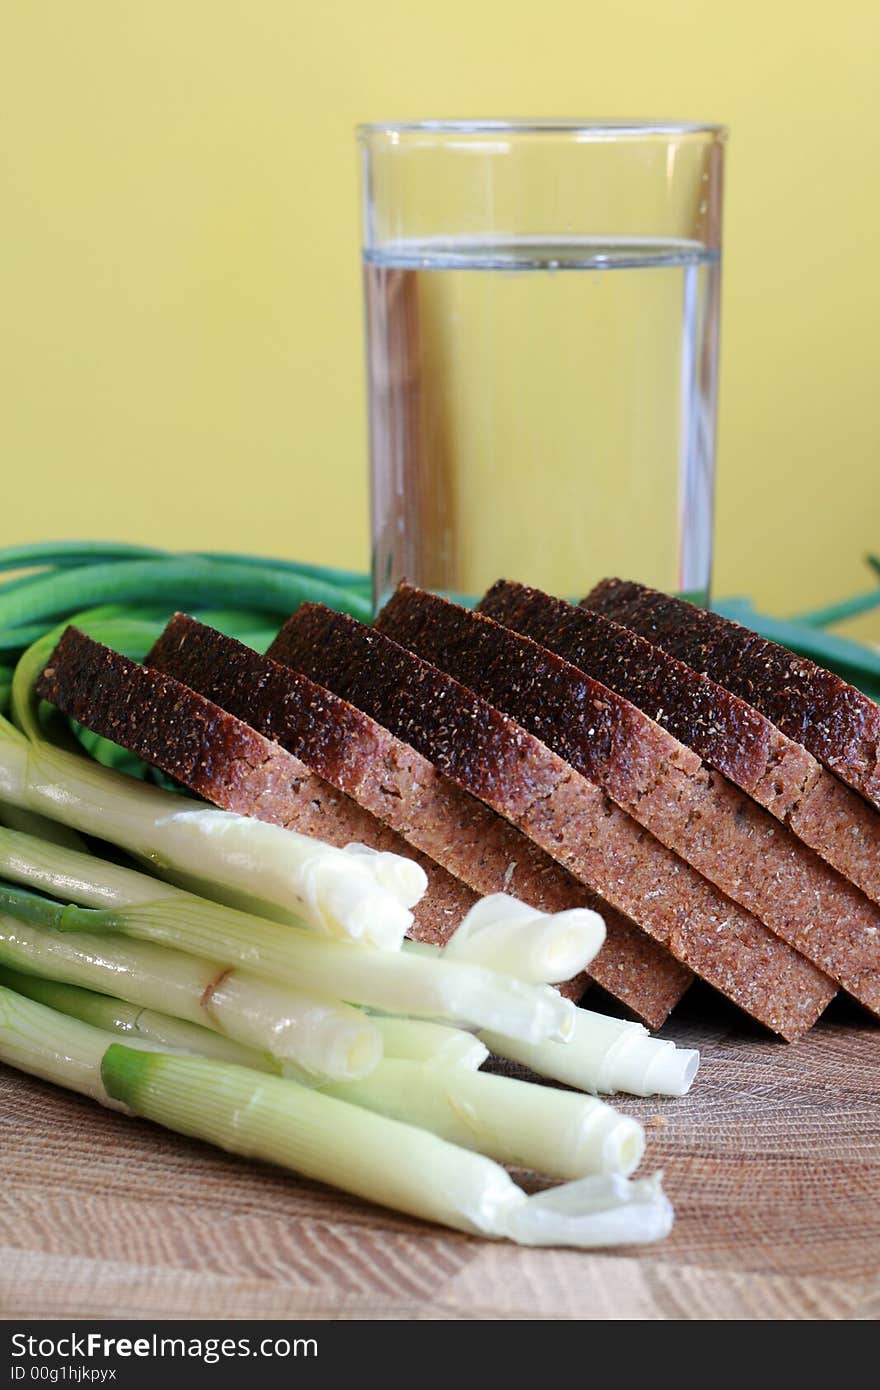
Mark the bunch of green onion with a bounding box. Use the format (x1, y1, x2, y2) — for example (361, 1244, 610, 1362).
(0, 540, 877, 714)
(0, 542, 712, 1247)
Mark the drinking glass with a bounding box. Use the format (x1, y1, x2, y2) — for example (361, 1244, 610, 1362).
(358, 120, 725, 610)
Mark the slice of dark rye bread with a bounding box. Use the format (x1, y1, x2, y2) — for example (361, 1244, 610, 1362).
(478, 580, 880, 1013)
(147, 612, 685, 1025)
(584, 577, 880, 811)
(269, 605, 835, 1040)
(486, 579, 880, 908)
(34, 626, 478, 946)
(377, 585, 878, 1018)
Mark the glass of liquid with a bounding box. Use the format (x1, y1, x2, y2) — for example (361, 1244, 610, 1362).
(358, 120, 726, 611)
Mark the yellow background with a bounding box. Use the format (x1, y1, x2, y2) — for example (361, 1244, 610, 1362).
(2, 2, 878, 631)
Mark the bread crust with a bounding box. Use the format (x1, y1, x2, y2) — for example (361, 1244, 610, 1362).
(151, 613, 660, 1005)
(478, 580, 880, 1012)
(270, 605, 835, 1040)
(585, 577, 880, 810)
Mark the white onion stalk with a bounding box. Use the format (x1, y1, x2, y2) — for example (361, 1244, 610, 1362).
(2, 660, 422, 947)
(86, 898, 573, 1043)
(501, 1172, 674, 1247)
(322, 1058, 645, 1180)
(372, 1016, 489, 1069)
(0, 728, 28, 806)
(444, 893, 606, 982)
(0, 910, 381, 1082)
(482, 1007, 700, 1098)
(0, 983, 151, 1109)
(100, 1046, 518, 1239)
(92, 900, 573, 1042)
(0, 835, 573, 1043)
(28, 742, 416, 948)
(0, 801, 86, 852)
(340, 843, 425, 909)
(0, 966, 279, 1073)
(0, 987, 673, 1248)
(0, 823, 194, 910)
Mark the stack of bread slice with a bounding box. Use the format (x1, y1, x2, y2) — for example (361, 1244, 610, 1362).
(35, 575, 880, 1041)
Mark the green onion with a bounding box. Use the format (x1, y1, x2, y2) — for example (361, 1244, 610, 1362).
(195, 552, 371, 593)
(100, 1044, 671, 1245)
(101, 1042, 527, 1236)
(444, 893, 605, 983)
(0, 624, 56, 655)
(0, 540, 369, 589)
(0, 823, 203, 908)
(10, 732, 419, 944)
(0, 541, 176, 573)
(100, 1043, 670, 1244)
(371, 1016, 489, 1069)
(0, 557, 370, 631)
(482, 1007, 700, 1098)
(502, 1171, 673, 1247)
(0, 982, 149, 1108)
(0, 830, 573, 1042)
(2, 641, 422, 946)
(0, 574, 66, 599)
(322, 1057, 645, 1180)
(0, 966, 280, 1073)
(0, 545, 371, 659)
(793, 590, 880, 628)
(73, 897, 574, 1042)
(0, 902, 381, 1081)
(709, 596, 755, 621)
(1, 983, 672, 1246)
(0, 802, 87, 851)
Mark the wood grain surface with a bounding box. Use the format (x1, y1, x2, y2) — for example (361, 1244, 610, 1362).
(1, 990, 878, 1322)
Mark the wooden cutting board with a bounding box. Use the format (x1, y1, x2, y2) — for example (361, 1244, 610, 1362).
(1, 992, 878, 1321)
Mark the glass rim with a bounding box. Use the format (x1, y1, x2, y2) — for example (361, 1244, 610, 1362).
(357, 118, 727, 140)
